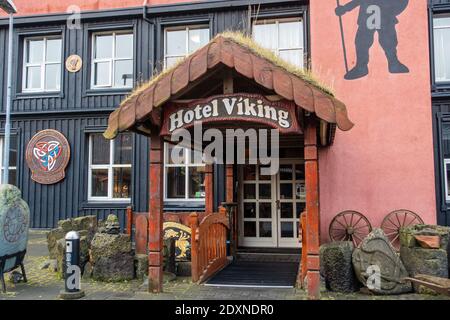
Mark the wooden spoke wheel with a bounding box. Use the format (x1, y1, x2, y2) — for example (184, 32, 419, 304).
(329, 211, 372, 248)
(381, 209, 424, 250)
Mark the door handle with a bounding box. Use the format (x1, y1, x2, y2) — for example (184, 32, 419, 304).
(276, 200, 281, 210)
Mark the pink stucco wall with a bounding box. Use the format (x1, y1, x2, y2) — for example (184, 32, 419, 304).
(310, 0, 436, 243)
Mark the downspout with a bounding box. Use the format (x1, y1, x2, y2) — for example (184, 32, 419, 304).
(3, 13, 14, 184)
(142, 0, 156, 76)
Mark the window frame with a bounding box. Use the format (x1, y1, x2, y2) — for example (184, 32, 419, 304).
(87, 133, 132, 203)
(433, 14, 450, 84)
(252, 17, 305, 69)
(163, 25, 210, 69)
(22, 35, 63, 93)
(90, 30, 134, 90)
(0, 136, 18, 185)
(163, 143, 205, 202)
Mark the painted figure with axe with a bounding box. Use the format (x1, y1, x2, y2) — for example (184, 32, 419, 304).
(335, 0, 409, 80)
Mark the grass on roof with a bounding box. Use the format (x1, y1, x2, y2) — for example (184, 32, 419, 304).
(121, 31, 334, 106)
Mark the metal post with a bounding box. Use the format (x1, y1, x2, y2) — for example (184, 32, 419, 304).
(2, 13, 13, 184)
(59, 231, 85, 299)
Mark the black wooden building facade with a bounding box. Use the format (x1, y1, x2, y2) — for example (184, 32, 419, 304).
(430, 0, 450, 227)
(0, 0, 308, 228)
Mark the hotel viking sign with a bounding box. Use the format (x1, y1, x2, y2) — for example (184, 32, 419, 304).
(160, 94, 301, 136)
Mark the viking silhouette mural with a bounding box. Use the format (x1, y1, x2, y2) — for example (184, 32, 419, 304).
(335, 0, 409, 80)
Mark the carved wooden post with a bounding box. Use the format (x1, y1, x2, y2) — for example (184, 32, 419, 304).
(205, 164, 214, 214)
(225, 165, 234, 203)
(190, 213, 199, 283)
(304, 120, 320, 300)
(148, 133, 164, 293)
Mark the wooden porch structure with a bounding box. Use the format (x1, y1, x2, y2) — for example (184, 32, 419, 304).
(104, 33, 353, 299)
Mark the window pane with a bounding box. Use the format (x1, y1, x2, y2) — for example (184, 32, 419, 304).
(281, 203, 293, 218)
(113, 167, 131, 198)
(188, 28, 209, 53)
(27, 39, 44, 63)
(279, 21, 302, 49)
(165, 56, 184, 68)
(91, 169, 108, 197)
(94, 61, 111, 86)
(45, 64, 61, 90)
(190, 148, 204, 164)
(114, 133, 132, 164)
(281, 222, 294, 238)
(91, 134, 110, 165)
(95, 34, 113, 59)
(26, 66, 42, 89)
(46, 38, 62, 62)
(166, 29, 186, 56)
(114, 60, 133, 88)
(259, 203, 272, 218)
(279, 164, 293, 180)
(259, 184, 271, 199)
(280, 183, 293, 199)
(279, 49, 303, 68)
(435, 16, 450, 27)
(244, 203, 256, 218)
(115, 33, 133, 58)
(259, 221, 272, 238)
(166, 167, 185, 198)
(9, 135, 17, 167)
(167, 144, 186, 165)
(8, 169, 16, 185)
(243, 184, 256, 199)
(188, 167, 205, 198)
(244, 221, 256, 237)
(434, 26, 450, 82)
(253, 23, 277, 51)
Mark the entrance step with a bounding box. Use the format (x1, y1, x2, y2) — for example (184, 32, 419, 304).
(236, 251, 300, 263)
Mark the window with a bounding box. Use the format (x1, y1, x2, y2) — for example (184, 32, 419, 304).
(91, 31, 134, 89)
(164, 26, 210, 68)
(23, 36, 62, 92)
(253, 19, 304, 68)
(434, 15, 450, 83)
(88, 133, 132, 201)
(164, 143, 205, 201)
(0, 136, 18, 185)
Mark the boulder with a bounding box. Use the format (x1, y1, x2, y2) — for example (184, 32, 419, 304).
(352, 228, 412, 295)
(400, 224, 450, 250)
(400, 247, 448, 293)
(82, 262, 93, 280)
(47, 228, 66, 259)
(90, 233, 134, 281)
(320, 241, 358, 293)
(134, 254, 148, 280)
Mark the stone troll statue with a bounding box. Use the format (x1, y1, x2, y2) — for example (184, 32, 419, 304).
(0, 185, 30, 293)
(335, 0, 409, 80)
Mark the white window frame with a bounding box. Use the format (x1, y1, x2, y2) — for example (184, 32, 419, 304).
(88, 134, 132, 202)
(163, 25, 210, 69)
(163, 143, 205, 202)
(252, 18, 305, 69)
(434, 16, 450, 83)
(0, 137, 17, 185)
(90, 31, 134, 89)
(444, 159, 450, 202)
(22, 36, 62, 93)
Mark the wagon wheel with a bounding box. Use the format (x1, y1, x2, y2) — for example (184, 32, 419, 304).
(329, 211, 372, 248)
(381, 209, 424, 250)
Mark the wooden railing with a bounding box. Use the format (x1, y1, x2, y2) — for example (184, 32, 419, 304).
(190, 207, 230, 283)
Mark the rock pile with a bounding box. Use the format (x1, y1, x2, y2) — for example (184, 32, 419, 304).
(400, 224, 450, 292)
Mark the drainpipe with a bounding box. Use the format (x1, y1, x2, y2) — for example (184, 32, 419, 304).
(3, 13, 14, 184)
(142, 0, 152, 24)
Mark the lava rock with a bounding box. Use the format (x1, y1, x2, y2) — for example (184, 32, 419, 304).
(103, 214, 120, 235)
(352, 228, 412, 295)
(320, 241, 358, 293)
(400, 247, 448, 293)
(90, 233, 134, 281)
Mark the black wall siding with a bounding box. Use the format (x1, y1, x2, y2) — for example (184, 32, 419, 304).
(0, 1, 307, 229)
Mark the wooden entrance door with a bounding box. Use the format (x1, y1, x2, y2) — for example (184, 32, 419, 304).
(238, 161, 305, 248)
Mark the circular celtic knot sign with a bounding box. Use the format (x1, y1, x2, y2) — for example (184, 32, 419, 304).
(26, 129, 71, 184)
(3, 205, 27, 243)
